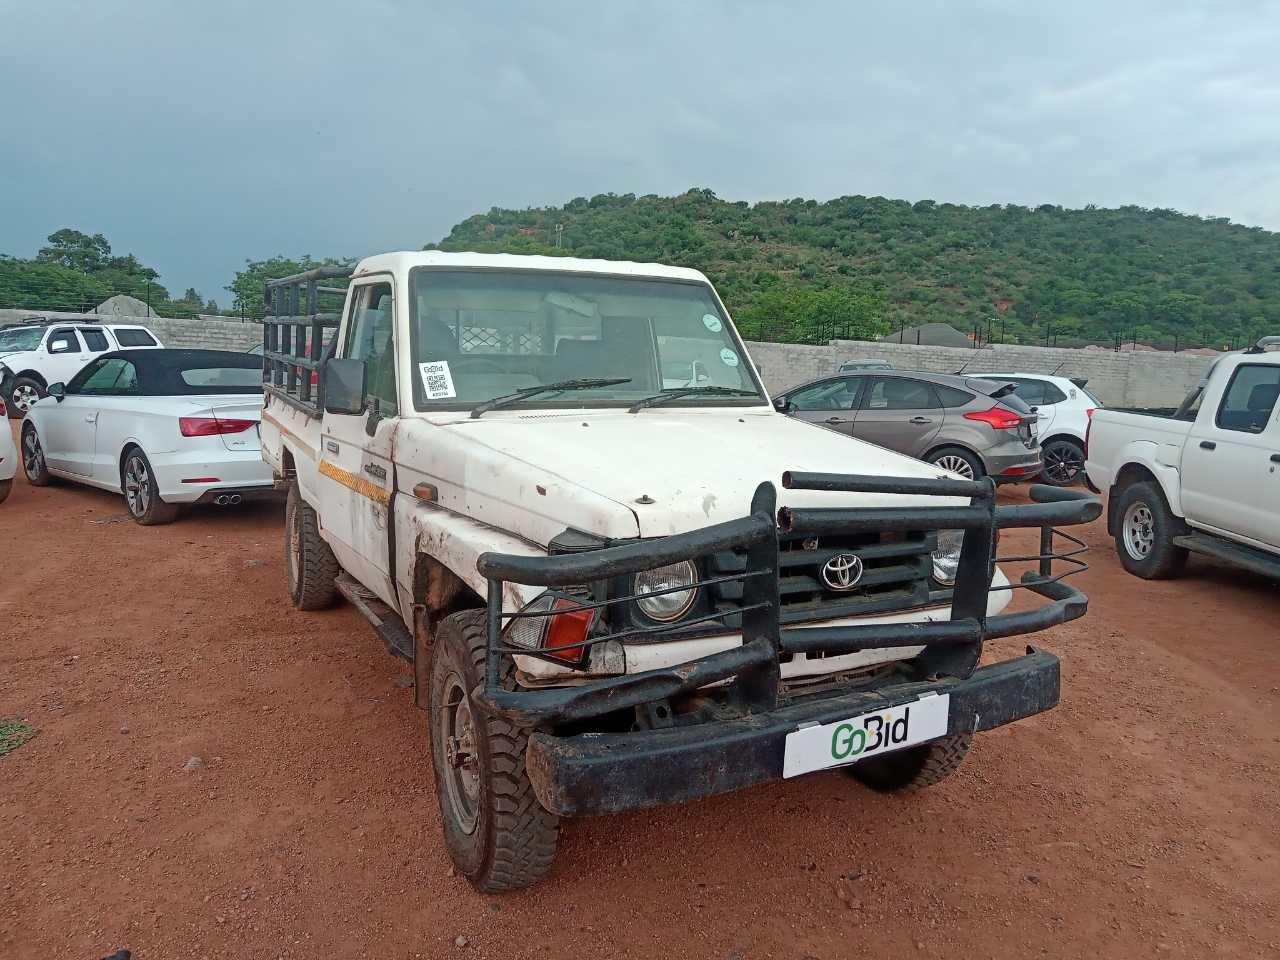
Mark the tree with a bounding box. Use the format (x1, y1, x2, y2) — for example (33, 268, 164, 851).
(227, 255, 350, 319)
(37, 229, 112, 273)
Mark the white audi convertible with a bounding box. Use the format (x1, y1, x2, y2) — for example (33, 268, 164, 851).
(20, 348, 275, 524)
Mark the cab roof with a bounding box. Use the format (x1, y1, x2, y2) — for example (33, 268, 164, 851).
(351, 250, 712, 285)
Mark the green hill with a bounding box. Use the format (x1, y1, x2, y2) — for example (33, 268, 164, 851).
(432, 189, 1280, 348)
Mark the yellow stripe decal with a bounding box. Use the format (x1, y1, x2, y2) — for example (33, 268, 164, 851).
(319, 458, 392, 505)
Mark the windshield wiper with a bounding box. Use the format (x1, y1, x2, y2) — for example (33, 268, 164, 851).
(627, 386, 760, 413)
(470, 378, 632, 419)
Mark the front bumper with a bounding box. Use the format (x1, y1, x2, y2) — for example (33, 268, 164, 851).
(526, 645, 1058, 816)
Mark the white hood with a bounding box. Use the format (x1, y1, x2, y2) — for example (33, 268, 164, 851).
(421, 407, 964, 541)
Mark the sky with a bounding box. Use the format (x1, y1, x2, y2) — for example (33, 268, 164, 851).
(2, 0, 1279, 304)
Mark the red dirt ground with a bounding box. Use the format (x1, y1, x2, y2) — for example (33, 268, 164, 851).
(2, 423, 1278, 959)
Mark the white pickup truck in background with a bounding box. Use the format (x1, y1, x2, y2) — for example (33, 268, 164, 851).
(1085, 338, 1280, 579)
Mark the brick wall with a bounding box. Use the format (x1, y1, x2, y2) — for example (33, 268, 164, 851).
(744, 338, 1213, 407)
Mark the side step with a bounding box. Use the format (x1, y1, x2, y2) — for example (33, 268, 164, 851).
(335, 573, 414, 661)
(1171, 531, 1280, 580)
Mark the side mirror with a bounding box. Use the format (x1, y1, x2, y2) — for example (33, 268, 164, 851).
(772, 396, 791, 414)
(47, 382, 66, 402)
(323, 358, 367, 415)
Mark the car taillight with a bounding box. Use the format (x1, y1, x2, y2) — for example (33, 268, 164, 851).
(0, 397, 6, 417)
(1085, 415, 1093, 458)
(1086, 407, 1095, 419)
(963, 406, 1023, 430)
(179, 416, 257, 437)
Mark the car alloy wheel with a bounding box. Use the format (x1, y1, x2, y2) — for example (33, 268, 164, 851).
(933, 453, 975, 479)
(1122, 501, 1155, 560)
(22, 429, 44, 476)
(11, 383, 40, 413)
(124, 455, 152, 517)
(1042, 440, 1083, 485)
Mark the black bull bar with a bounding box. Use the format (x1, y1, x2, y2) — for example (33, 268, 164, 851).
(474, 473, 1101, 732)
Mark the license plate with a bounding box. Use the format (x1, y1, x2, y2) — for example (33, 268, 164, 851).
(782, 693, 950, 778)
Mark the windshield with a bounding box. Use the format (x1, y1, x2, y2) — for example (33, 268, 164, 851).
(0, 327, 45, 352)
(408, 269, 763, 410)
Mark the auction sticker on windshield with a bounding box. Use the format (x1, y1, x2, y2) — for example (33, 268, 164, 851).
(418, 360, 456, 400)
(782, 693, 950, 778)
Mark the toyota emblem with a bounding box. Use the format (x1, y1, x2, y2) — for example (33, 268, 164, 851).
(820, 553, 864, 591)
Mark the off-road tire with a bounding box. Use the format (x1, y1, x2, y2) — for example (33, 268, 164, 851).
(428, 609, 559, 892)
(846, 732, 973, 792)
(0, 478, 11, 504)
(21, 425, 52, 486)
(8, 377, 44, 417)
(121, 448, 180, 525)
(1112, 480, 1188, 580)
(928, 446, 985, 481)
(285, 483, 338, 610)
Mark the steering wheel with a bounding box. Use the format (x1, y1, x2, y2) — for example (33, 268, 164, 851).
(449, 357, 506, 374)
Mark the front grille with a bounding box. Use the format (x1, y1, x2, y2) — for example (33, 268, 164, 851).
(708, 530, 939, 627)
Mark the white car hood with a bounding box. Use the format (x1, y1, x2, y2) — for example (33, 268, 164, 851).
(432, 408, 965, 540)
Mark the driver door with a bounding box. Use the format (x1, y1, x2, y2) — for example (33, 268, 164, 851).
(41, 327, 93, 386)
(40, 356, 127, 476)
(780, 377, 864, 437)
(318, 278, 400, 605)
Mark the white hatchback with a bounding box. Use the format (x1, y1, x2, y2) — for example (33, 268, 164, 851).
(20, 348, 274, 524)
(0, 396, 16, 503)
(983, 373, 1103, 485)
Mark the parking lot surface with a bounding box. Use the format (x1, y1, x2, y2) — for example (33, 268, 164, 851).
(2, 427, 1278, 959)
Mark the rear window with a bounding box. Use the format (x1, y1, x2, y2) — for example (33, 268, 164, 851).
(79, 328, 110, 351)
(179, 366, 264, 390)
(114, 328, 157, 347)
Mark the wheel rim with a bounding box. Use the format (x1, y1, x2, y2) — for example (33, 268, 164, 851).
(22, 430, 43, 476)
(934, 454, 975, 479)
(1042, 441, 1082, 484)
(124, 456, 151, 516)
(287, 503, 302, 592)
(12, 384, 39, 412)
(1122, 501, 1155, 559)
(440, 673, 481, 835)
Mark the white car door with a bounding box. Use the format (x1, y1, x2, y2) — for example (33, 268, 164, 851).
(42, 327, 93, 386)
(317, 278, 399, 605)
(1180, 360, 1280, 548)
(44, 356, 139, 476)
(76, 326, 116, 364)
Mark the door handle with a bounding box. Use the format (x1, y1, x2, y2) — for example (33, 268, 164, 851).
(84, 414, 97, 423)
(909, 417, 933, 425)
(1271, 454, 1280, 464)
(1199, 440, 1216, 450)
(824, 417, 850, 425)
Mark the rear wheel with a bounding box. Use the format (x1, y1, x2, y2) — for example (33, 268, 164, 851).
(8, 378, 43, 417)
(1112, 480, 1187, 579)
(21, 425, 51, 486)
(428, 609, 560, 892)
(1040, 437, 1085, 486)
(122, 448, 179, 525)
(846, 732, 973, 792)
(928, 446, 984, 481)
(285, 482, 338, 609)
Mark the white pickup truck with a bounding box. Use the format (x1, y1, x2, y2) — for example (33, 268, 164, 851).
(258, 251, 1098, 891)
(1085, 338, 1280, 580)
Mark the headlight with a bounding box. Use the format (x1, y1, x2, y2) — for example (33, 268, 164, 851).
(931, 529, 964, 586)
(634, 560, 698, 621)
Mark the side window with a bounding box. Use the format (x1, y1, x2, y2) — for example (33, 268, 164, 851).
(787, 377, 862, 411)
(1216, 364, 1280, 434)
(862, 377, 939, 410)
(344, 282, 397, 416)
(1008, 378, 1046, 406)
(78, 328, 110, 352)
(47, 328, 82, 354)
(68, 358, 138, 395)
(114, 329, 158, 347)
(1041, 381, 1068, 405)
(935, 384, 975, 408)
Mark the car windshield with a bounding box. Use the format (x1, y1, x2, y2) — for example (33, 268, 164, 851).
(0, 327, 45, 352)
(408, 270, 763, 410)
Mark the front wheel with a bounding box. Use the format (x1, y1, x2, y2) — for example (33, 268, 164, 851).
(846, 733, 973, 792)
(8, 377, 43, 417)
(1112, 481, 1187, 579)
(428, 609, 560, 892)
(122, 448, 179, 525)
(21, 425, 52, 486)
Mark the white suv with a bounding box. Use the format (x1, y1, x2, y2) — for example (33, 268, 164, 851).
(983, 373, 1102, 485)
(0, 321, 163, 416)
